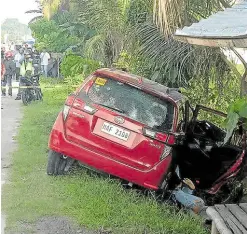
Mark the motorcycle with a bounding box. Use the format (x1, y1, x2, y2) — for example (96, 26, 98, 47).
(158, 103, 246, 206)
(21, 74, 43, 105)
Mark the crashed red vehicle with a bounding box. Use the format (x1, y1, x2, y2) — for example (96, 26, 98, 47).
(47, 68, 246, 205)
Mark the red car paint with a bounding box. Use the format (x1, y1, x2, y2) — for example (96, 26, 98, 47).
(49, 69, 181, 189)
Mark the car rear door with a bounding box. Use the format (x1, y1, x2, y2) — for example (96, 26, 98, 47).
(64, 76, 176, 171)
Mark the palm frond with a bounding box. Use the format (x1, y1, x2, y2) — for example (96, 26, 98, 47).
(153, 0, 235, 36)
(28, 16, 44, 25)
(135, 21, 231, 87)
(84, 34, 105, 62)
(25, 10, 43, 14)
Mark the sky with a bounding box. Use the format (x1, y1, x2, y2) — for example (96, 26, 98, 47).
(0, 0, 40, 25)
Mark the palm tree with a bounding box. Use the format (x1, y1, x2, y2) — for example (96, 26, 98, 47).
(75, 0, 131, 66)
(27, 0, 70, 24)
(135, 0, 237, 87)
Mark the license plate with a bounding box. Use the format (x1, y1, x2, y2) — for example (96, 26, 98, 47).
(101, 122, 130, 141)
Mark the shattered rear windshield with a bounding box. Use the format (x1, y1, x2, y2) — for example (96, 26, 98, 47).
(82, 77, 175, 131)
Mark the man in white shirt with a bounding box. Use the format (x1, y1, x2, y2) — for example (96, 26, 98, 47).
(14, 49, 24, 81)
(40, 49, 50, 77)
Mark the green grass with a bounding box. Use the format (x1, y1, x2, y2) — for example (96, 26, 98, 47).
(2, 83, 207, 234)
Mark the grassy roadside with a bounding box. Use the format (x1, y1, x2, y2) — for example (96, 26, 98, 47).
(2, 82, 207, 234)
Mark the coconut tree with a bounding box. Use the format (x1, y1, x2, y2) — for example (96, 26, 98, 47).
(134, 0, 237, 88)
(75, 0, 131, 66)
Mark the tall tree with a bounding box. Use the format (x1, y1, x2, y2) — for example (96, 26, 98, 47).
(134, 0, 237, 87)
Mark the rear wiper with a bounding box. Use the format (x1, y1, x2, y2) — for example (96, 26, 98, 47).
(97, 103, 125, 114)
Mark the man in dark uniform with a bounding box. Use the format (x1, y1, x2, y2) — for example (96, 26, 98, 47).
(2, 52, 16, 96)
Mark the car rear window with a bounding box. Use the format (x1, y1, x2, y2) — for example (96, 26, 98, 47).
(80, 77, 174, 131)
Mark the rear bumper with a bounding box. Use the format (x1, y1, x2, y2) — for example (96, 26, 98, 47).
(48, 112, 172, 190)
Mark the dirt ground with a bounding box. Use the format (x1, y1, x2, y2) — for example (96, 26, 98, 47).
(5, 217, 103, 234)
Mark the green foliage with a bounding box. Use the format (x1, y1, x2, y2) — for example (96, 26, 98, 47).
(181, 72, 239, 127)
(63, 75, 85, 94)
(135, 21, 232, 87)
(60, 52, 101, 78)
(30, 18, 79, 52)
(76, 0, 132, 66)
(224, 97, 247, 143)
(113, 51, 132, 71)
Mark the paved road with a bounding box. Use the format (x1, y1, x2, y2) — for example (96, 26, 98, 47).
(1, 82, 22, 234)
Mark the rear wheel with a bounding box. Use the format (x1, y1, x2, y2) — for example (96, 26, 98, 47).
(21, 89, 32, 105)
(47, 150, 75, 175)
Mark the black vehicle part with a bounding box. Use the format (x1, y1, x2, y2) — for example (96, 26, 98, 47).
(175, 143, 241, 189)
(21, 89, 32, 105)
(196, 179, 243, 206)
(21, 75, 42, 105)
(47, 150, 75, 175)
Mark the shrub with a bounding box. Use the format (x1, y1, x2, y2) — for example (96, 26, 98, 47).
(224, 97, 247, 143)
(60, 52, 101, 78)
(180, 72, 240, 129)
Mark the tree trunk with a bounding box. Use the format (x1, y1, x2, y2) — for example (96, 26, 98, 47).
(231, 48, 247, 97)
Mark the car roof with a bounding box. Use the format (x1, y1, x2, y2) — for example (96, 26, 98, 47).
(93, 68, 184, 103)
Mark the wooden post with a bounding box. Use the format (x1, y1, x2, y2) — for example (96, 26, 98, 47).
(211, 221, 219, 234)
(206, 207, 232, 234)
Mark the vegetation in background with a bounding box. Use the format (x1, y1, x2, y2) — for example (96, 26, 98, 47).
(181, 71, 239, 126)
(2, 83, 207, 234)
(30, 0, 240, 91)
(30, 17, 80, 52)
(60, 52, 101, 78)
(224, 98, 247, 143)
(29, 0, 242, 129)
(1, 18, 31, 42)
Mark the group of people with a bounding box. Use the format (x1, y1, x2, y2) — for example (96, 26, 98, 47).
(1, 44, 51, 100)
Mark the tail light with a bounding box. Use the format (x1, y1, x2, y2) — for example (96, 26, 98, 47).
(143, 127, 175, 160)
(143, 128, 172, 143)
(63, 105, 70, 121)
(62, 94, 75, 121)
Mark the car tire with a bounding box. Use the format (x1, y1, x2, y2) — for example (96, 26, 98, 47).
(47, 150, 75, 176)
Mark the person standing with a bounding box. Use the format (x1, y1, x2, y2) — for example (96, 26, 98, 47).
(1, 55, 5, 109)
(1, 47, 5, 60)
(1, 56, 6, 79)
(40, 49, 50, 77)
(15, 52, 34, 100)
(2, 52, 15, 97)
(14, 49, 24, 81)
(10, 42, 15, 51)
(32, 49, 41, 75)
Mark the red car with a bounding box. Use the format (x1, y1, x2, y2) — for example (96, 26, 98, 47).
(47, 68, 182, 190)
(47, 68, 246, 204)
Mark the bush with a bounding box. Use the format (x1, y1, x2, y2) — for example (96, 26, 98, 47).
(181, 73, 239, 127)
(224, 97, 247, 143)
(60, 52, 101, 78)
